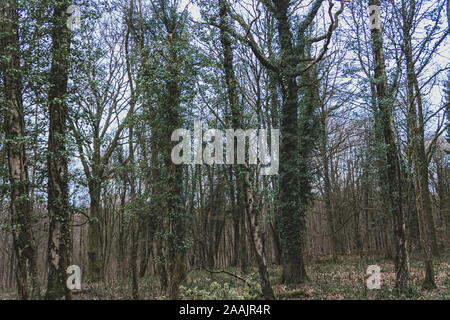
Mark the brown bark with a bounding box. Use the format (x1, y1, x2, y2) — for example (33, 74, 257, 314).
(402, 1, 435, 288)
(413, 75, 439, 258)
(320, 107, 338, 260)
(0, 0, 38, 299)
(125, 0, 139, 299)
(244, 172, 275, 300)
(45, 0, 73, 300)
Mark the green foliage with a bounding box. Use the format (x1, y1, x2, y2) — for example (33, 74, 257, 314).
(180, 282, 244, 300)
(179, 274, 262, 300)
(242, 273, 263, 300)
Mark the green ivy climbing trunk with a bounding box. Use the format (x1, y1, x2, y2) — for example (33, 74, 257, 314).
(45, 0, 72, 300)
(0, 0, 39, 300)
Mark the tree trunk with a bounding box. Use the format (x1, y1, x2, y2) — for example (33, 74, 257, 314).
(274, 0, 308, 284)
(166, 30, 186, 301)
(320, 104, 337, 260)
(218, 0, 274, 297)
(218, 0, 249, 272)
(45, 0, 72, 300)
(244, 172, 275, 300)
(87, 175, 102, 282)
(1, 0, 38, 299)
(402, 7, 435, 288)
(369, 0, 410, 292)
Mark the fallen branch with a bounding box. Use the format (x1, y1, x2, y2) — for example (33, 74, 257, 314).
(197, 266, 247, 283)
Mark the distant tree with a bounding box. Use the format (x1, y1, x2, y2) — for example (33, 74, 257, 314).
(445, 73, 450, 146)
(68, 4, 134, 282)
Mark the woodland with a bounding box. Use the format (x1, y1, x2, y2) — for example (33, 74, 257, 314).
(0, 0, 449, 300)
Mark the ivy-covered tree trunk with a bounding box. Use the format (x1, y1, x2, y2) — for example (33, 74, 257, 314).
(165, 29, 187, 301)
(45, 0, 72, 300)
(0, 0, 38, 300)
(274, 0, 308, 284)
(225, 0, 343, 285)
(368, 0, 410, 292)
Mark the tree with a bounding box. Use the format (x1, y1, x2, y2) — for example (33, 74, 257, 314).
(447, 0, 450, 27)
(397, 0, 437, 289)
(1, 0, 449, 301)
(445, 72, 450, 146)
(368, 0, 410, 292)
(217, 0, 246, 272)
(45, 0, 73, 300)
(69, 5, 135, 281)
(0, 0, 38, 300)
(221, 0, 345, 284)
(218, 0, 274, 300)
(140, 0, 194, 299)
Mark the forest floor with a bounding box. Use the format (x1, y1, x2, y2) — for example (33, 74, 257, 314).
(1, 252, 449, 300)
